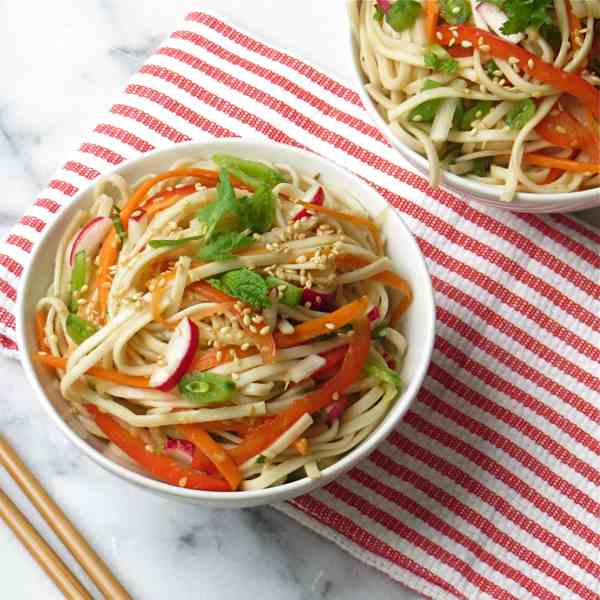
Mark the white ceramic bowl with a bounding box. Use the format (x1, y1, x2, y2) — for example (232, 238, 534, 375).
(347, 28, 600, 214)
(17, 139, 435, 508)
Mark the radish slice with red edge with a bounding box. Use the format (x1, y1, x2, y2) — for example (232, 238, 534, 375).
(324, 396, 349, 423)
(292, 187, 324, 222)
(367, 306, 381, 323)
(68, 216, 112, 266)
(301, 287, 336, 311)
(164, 437, 195, 464)
(150, 318, 199, 391)
(476, 3, 523, 44)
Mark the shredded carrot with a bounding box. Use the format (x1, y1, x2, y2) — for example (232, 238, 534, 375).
(35, 311, 49, 352)
(34, 353, 151, 387)
(566, 1, 581, 50)
(293, 437, 310, 456)
(90, 228, 118, 323)
(523, 153, 600, 174)
(274, 296, 369, 349)
(424, 0, 439, 44)
(543, 151, 576, 184)
(191, 345, 257, 371)
(178, 425, 242, 490)
(301, 203, 383, 254)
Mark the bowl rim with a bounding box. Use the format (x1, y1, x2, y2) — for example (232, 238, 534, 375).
(346, 26, 600, 208)
(17, 138, 436, 503)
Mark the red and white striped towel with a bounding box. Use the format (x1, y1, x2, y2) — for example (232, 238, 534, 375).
(2, 11, 600, 599)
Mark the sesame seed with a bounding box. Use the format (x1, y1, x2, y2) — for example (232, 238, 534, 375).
(259, 325, 270, 336)
(231, 372, 240, 381)
(216, 351, 223, 361)
(178, 477, 188, 487)
(220, 326, 231, 335)
(325, 323, 335, 331)
(332, 392, 340, 401)
(241, 343, 250, 351)
(249, 325, 258, 334)
(527, 59, 535, 69)
(461, 40, 472, 48)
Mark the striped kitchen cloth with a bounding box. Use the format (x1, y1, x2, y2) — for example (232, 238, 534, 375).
(1, 10, 599, 600)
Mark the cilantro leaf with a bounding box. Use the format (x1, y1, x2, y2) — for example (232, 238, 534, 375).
(210, 268, 271, 309)
(196, 168, 239, 240)
(424, 45, 458, 73)
(212, 155, 283, 190)
(365, 361, 403, 390)
(492, 0, 553, 34)
(239, 186, 275, 234)
(198, 231, 254, 262)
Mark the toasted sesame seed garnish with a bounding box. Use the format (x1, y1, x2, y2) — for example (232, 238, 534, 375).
(178, 477, 188, 487)
(259, 325, 270, 336)
(231, 372, 240, 381)
(325, 323, 335, 331)
(332, 392, 340, 401)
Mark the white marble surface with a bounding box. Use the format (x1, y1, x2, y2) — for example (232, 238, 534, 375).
(0, 1, 421, 599)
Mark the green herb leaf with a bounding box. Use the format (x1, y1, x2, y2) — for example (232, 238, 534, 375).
(483, 60, 499, 78)
(211, 268, 271, 309)
(386, 0, 421, 32)
(239, 186, 276, 234)
(212, 155, 283, 190)
(439, 0, 471, 25)
(424, 44, 458, 73)
(256, 455, 267, 464)
(506, 99, 537, 130)
(471, 156, 493, 176)
(178, 372, 236, 405)
(69, 250, 87, 312)
(490, 0, 553, 34)
(196, 168, 240, 240)
(409, 79, 443, 123)
(148, 235, 204, 249)
(460, 100, 494, 131)
(374, 4, 385, 22)
(265, 276, 303, 307)
(66, 314, 98, 344)
(372, 324, 389, 339)
(198, 231, 254, 262)
(111, 205, 126, 242)
(365, 361, 403, 390)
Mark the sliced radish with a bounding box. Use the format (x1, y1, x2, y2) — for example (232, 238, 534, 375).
(150, 318, 199, 391)
(68, 216, 113, 266)
(376, 0, 391, 12)
(128, 209, 148, 246)
(164, 437, 195, 464)
(292, 186, 325, 222)
(324, 395, 349, 423)
(301, 287, 336, 311)
(367, 306, 381, 323)
(477, 3, 523, 44)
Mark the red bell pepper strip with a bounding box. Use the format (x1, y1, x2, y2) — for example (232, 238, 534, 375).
(229, 317, 371, 465)
(88, 405, 230, 491)
(536, 110, 600, 161)
(436, 25, 600, 120)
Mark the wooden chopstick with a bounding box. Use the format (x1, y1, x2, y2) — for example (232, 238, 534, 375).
(0, 435, 131, 600)
(0, 488, 93, 600)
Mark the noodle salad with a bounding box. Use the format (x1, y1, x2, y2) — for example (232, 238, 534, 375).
(34, 154, 413, 492)
(349, 0, 600, 201)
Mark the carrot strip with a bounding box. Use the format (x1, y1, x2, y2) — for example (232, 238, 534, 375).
(522, 154, 600, 173)
(293, 438, 309, 455)
(274, 296, 369, 349)
(88, 406, 230, 491)
(34, 353, 151, 388)
(90, 228, 118, 323)
(424, 0, 439, 44)
(191, 345, 257, 371)
(178, 425, 242, 490)
(301, 203, 383, 254)
(35, 311, 49, 352)
(190, 281, 276, 363)
(566, 0, 581, 50)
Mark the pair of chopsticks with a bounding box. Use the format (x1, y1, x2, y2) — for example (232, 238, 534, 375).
(0, 435, 131, 600)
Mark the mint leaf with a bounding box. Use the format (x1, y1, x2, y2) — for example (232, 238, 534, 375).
(196, 168, 240, 240)
(198, 232, 254, 262)
(498, 0, 553, 34)
(239, 186, 275, 234)
(211, 268, 271, 309)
